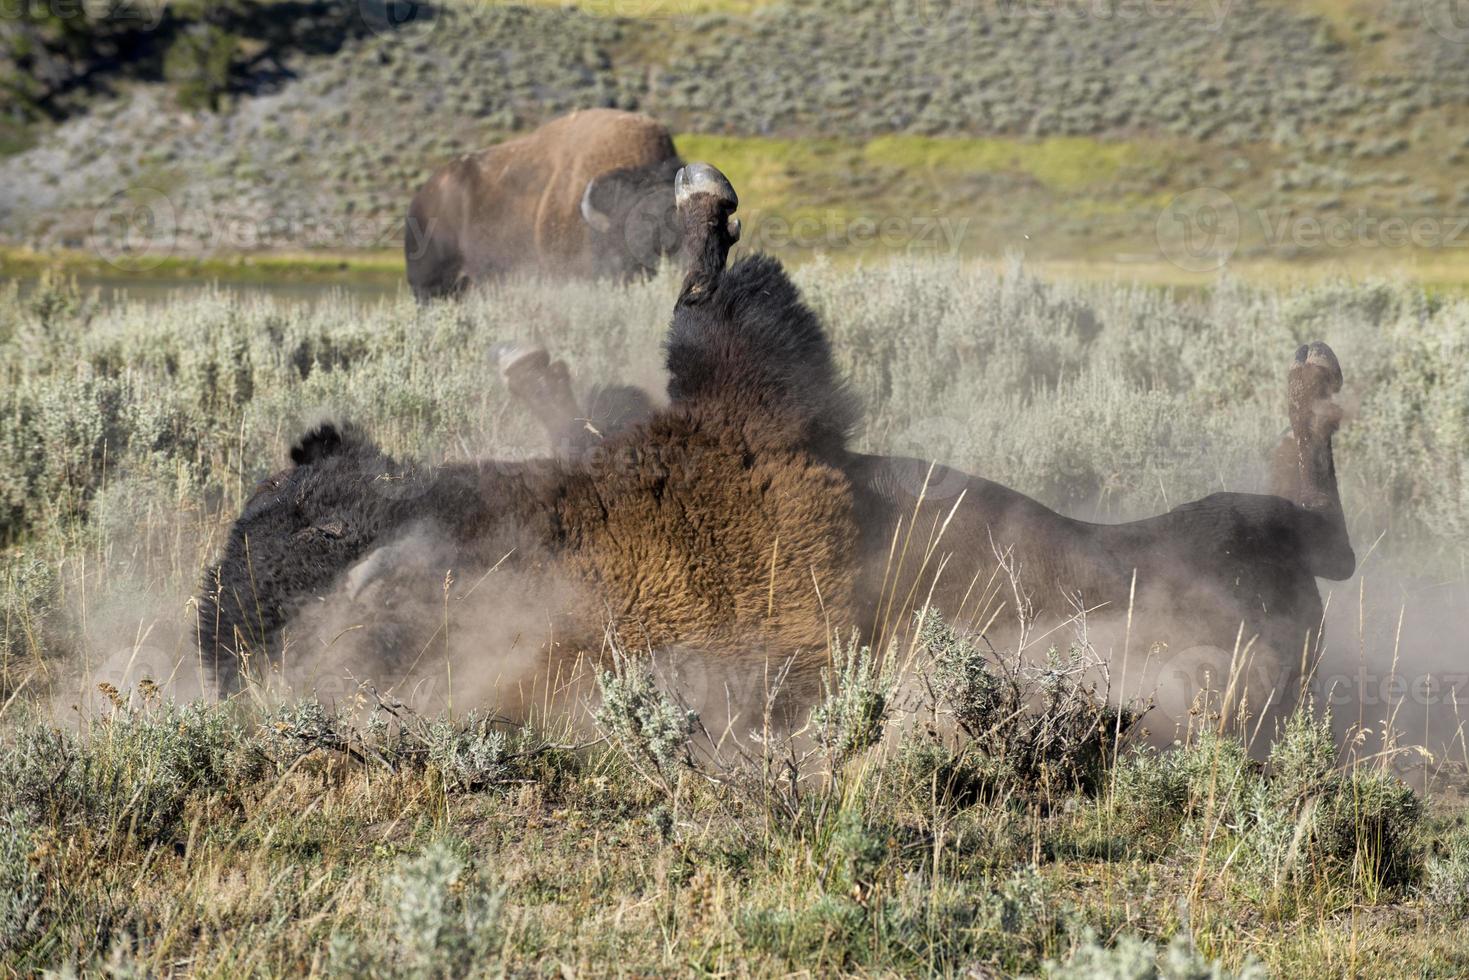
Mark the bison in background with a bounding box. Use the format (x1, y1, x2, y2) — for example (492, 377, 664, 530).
(405, 109, 684, 301)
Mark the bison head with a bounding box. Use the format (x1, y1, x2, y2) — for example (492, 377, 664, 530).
(197, 423, 451, 690)
(579, 157, 685, 278)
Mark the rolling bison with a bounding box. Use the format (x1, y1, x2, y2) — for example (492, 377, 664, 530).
(205, 163, 1354, 748)
(201, 164, 856, 700)
(405, 109, 684, 301)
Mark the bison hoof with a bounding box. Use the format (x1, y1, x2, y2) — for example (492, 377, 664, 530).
(1291, 341, 1343, 395)
(490, 342, 549, 381)
(675, 162, 738, 212)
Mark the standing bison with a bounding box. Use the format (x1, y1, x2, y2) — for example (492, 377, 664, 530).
(405, 109, 684, 301)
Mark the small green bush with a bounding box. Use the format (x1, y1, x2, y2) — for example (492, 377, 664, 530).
(1309, 768, 1423, 893)
(0, 554, 58, 689)
(1423, 823, 1469, 918)
(163, 24, 240, 112)
(594, 649, 697, 798)
(811, 632, 892, 768)
(916, 615, 1134, 794)
(1046, 928, 1267, 980)
(0, 702, 248, 844)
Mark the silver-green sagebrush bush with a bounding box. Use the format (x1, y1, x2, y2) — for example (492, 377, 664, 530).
(2, 264, 1468, 570)
(811, 631, 894, 768)
(594, 648, 698, 798)
(1423, 823, 1469, 918)
(328, 839, 506, 980)
(0, 809, 43, 955)
(914, 614, 1134, 793)
(1047, 929, 1267, 980)
(0, 700, 250, 844)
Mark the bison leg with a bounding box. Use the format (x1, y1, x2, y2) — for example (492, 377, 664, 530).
(1271, 341, 1355, 581)
(492, 343, 654, 456)
(493, 344, 586, 451)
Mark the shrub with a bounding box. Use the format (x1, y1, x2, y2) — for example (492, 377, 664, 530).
(0, 809, 43, 955)
(163, 24, 239, 112)
(594, 648, 697, 799)
(0, 701, 247, 844)
(0, 554, 58, 690)
(1423, 823, 1469, 918)
(329, 839, 505, 979)
(916, 614, 1135, 794)
(810, 632, 893, 769)
(1308, 768, 1423, 893)
(425, 712, 544, 792)
(1046, 928, 1267, 980)
(1264, 706, 1337, 809)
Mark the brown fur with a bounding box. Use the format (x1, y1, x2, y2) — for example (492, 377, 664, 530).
(200, 179, 856, 699)
(405, 109, 682, 299)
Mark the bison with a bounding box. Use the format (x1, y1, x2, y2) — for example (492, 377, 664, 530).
(206, 163, 1354, 749)
(201, 164, 858, 703)
(405, 109, 685, 301)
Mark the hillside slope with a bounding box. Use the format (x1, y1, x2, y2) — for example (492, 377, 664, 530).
(3, 0, 1468, 270)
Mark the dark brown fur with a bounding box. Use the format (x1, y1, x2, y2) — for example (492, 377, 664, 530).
(199, 174, 856, 697)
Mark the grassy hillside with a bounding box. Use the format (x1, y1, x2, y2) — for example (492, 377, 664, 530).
(1, 262, 1467, 974)
(4, 0, 1469, 278)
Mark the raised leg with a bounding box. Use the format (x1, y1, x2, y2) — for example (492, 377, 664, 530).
(1270, 341, 1355, 580)
(492, 344, 654, 457)
(493, 344, 586, 452)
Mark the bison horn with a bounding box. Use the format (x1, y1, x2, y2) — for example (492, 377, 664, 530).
(579, 178, 612, 233)
(674, 162, 738, 211)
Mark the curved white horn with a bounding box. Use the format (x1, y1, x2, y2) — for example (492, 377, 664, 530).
(580, 178, 612, 233)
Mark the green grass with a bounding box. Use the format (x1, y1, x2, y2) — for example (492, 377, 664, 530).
(0, 245, 404, 284)
(861, 134, 1143, 191)
(0, 122, 35, 158)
